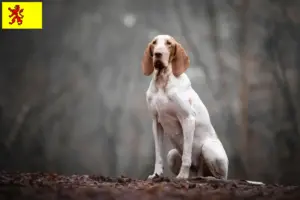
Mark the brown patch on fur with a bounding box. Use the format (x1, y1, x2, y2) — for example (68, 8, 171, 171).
(154, 67, 170, 91)
(170, 38, 190, 77)
(141, 42, 154, 76)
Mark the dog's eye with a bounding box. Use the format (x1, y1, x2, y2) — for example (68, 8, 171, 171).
(166, 40, 171, 45)
(152, 40, 157, 45)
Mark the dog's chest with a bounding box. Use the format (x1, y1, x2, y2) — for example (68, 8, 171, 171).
(148, 91, 174, 115)
(147, 90, 182, 134)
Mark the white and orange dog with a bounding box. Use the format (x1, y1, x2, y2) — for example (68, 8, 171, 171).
(142, 35, 229, 180)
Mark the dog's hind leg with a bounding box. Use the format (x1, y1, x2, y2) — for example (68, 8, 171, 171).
(201, 139, 229, 179)
(167, 148, 198, 178)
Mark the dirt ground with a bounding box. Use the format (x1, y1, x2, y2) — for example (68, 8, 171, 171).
(0, 171, 300, 200)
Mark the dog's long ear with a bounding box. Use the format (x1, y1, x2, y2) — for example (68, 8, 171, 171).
(141, 43, 154, 76)
(171, 41, 190, 77)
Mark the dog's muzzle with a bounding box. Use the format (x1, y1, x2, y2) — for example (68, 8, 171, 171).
(154, 60, 165, 70)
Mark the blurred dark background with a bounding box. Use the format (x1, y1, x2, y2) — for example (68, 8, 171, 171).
(0, 0, 300, 185)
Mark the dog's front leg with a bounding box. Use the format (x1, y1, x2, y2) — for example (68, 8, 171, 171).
(148, 118, 164, 179)
(167, 89, 195, 179)
(177, 116, 195, 179)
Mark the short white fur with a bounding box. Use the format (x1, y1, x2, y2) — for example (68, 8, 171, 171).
(144, 35, 229, 180)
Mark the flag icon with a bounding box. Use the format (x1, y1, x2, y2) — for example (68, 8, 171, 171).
(2, 2, 43, 29)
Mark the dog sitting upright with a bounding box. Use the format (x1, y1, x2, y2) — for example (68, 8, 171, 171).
(142, 35, 229, 179)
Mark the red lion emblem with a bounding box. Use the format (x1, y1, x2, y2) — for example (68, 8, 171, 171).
(8, 5, 24, 25)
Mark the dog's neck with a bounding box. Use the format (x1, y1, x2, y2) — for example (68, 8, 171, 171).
(153, 65, 172, 91)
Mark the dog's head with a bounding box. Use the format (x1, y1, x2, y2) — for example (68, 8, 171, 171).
(141, 35, 190, 77)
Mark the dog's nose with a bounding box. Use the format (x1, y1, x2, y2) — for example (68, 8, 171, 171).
(154, 52, 162, 58)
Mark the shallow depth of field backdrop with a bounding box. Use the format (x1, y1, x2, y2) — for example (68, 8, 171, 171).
(0, 0, 300, 185)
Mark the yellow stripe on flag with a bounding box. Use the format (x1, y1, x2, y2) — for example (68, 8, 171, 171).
(2, 2, 43, 29)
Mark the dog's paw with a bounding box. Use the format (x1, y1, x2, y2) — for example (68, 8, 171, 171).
(176, 172, 189, 179)
(176, 166, 190, 179)
(147, 172, 162, 180)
